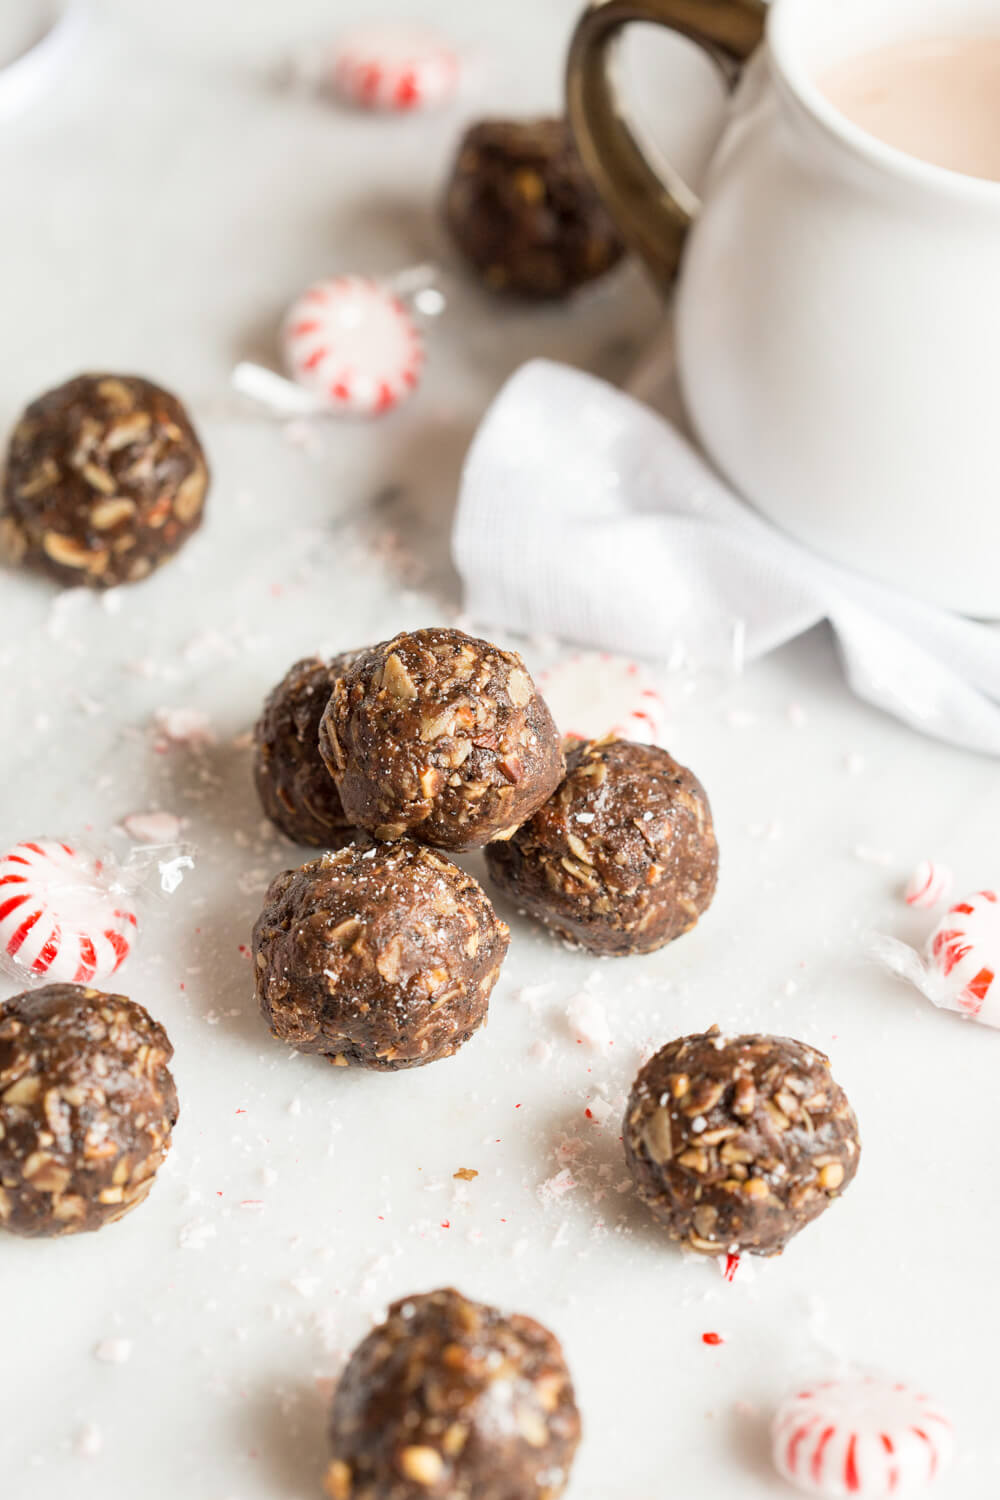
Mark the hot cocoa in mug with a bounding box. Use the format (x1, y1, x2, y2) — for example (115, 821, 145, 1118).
(568, 0, 1000, 616)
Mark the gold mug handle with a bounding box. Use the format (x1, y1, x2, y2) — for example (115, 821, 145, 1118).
(567, 0, 768, 286)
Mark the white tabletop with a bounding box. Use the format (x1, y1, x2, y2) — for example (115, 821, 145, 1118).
(2, 2, 997, 1497)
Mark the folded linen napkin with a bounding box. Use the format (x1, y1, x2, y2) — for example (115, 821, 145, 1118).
(452, 360, 1000, 755)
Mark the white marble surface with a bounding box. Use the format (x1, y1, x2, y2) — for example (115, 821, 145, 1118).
(2, 2, 998, 1497)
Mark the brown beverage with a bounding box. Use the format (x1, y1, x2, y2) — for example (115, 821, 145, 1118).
(819, 37, 1000, 182)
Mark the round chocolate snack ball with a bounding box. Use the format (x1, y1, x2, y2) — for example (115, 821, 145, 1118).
(324, 1287, 581, 1500)
(485, 737, 718, 956)
(1, 373, 209, 588)
(444, 116, 625, 299)
(319, 628, 564, 852)
(624, 1029, 860, 1257)
(0, 984, 178, 1238)
(254, 652, 361, 847)
(253, 840, 509, 1070)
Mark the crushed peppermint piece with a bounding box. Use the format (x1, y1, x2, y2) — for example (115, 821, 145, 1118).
(94, 1338, 132, 1364)
(565, 992, 611, 1048)
(153, 706, 216, 748)
(75, 1423, 103, 1458)
(538, 1168, 577, 1204)
(178, 1219, 216, 1250)
(123, 811, 183, 844)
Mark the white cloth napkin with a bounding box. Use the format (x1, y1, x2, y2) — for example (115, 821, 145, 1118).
(453, 359, 1000, 755)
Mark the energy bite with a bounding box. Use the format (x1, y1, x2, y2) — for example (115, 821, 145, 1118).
(254, 652, 361, 847)
(624, 1028, 860, 1257)
(253, 840, 509, 1070)
(320, 628, 564, 851)
(0, 984, 177, 1238)
(485, 737, 718, 956)
(1, 373, 209, 587)
(443, 117, 625, 299)
(325, 1287, 581, 1500)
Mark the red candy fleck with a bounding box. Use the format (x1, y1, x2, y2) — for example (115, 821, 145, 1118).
(702, 1332, 724, 1346)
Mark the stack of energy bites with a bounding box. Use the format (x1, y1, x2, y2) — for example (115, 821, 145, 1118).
(248, 625, 861, 1499)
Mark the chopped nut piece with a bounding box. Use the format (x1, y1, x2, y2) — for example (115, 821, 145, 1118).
(324, 1459, 352, 1500)
(382, 652, 418, 700)
(90, 497, 137, 530)
(642, 1109, 673, 1164)
(399, 1447, 443, 1486)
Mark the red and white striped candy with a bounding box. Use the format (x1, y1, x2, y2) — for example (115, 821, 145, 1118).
(536, 653, 666, 745)
(330, 25, 459, 112)
(282, 276, 423, 417)
(923, 889, 1000, 1023)
(903, 861, 953, 910)
(0, 840, 137, 985)
(773, 1375, 953, 1496)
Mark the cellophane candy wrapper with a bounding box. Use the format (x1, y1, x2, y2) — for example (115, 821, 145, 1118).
(0, 835, 194, 988)
(870, 888, 1000, 1027)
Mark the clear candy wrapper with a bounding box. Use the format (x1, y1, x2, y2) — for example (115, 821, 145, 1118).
(0, 835, 194, 988)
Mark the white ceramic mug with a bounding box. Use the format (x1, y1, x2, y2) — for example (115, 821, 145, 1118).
(568, 0, 1000, 616)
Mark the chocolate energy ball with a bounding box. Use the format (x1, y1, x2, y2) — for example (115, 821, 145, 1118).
(444, 117, 625, 299)
(1, 373, 209, 588)
(254, 652, 362, 847)
(319, 628, 564, 851)
(624, 1028, 861, 1257)
(253, 840, 509, 1070)
(0, 984, 178, 1238)
(325, 1287, 581, 1500)
(485, 737, 718, 956)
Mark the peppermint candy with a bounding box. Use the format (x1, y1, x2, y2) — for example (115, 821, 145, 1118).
(0, 839, 137, 985)
(874, 888, 1000, 1027)
(903, 861, 953, 910)
(330, 25, 459, 112)
(536, 653, 665, 745)
(924, 890, 1000, 1021)
(773, 1374, 953, 1496)
(281, 276, 423, 418)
